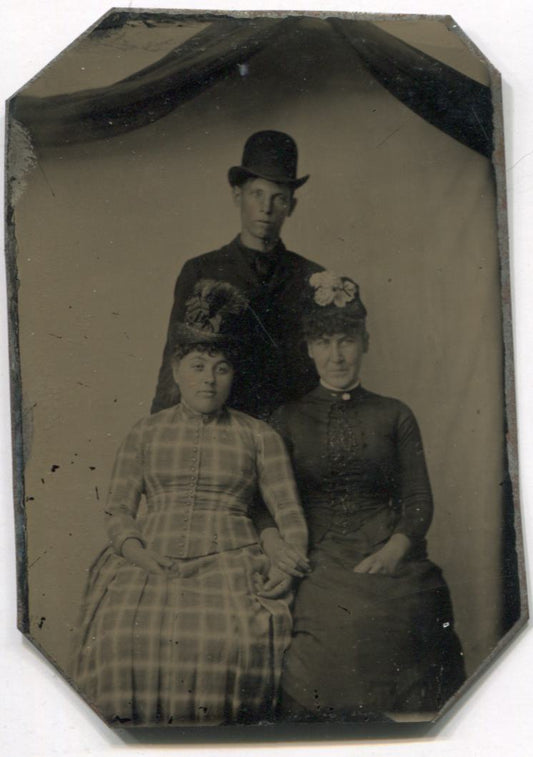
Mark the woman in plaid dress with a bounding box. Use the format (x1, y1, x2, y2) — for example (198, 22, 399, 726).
(74, 281, 308, 726)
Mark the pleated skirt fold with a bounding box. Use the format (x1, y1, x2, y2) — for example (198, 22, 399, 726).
(74, 545, 292, 725)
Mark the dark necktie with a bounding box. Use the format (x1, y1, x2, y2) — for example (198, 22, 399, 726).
(253, 250, 278, 281)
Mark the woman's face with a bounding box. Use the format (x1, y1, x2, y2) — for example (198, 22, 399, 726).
(172, 349, 234, 414)
(307, 332, 367, 390)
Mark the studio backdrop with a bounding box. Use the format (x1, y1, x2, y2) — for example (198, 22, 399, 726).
(6, 11, 519, 699)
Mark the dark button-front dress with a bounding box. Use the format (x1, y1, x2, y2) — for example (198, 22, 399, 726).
(271, 384, 465, 717)
(74, 403, 307, 726)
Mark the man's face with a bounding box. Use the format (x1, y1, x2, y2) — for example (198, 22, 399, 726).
(233, 177, 296, 250)
(307, 332, 368, 390)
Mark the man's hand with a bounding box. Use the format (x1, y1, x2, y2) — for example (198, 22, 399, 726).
(260, 528, 310, 577)
(353, 533, 411, 576)
(256, 566, 293, 599)
(122, 538, 174, 576)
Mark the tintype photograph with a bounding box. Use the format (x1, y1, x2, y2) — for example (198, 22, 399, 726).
(4, 6, 526, 735)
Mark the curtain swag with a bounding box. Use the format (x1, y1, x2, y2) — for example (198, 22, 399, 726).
(10, 16, 493, 157)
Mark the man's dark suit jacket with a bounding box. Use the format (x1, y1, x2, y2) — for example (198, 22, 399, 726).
(151, 236, 323, 419)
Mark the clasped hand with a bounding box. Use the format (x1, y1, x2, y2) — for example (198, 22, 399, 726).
(122, 538, 174, 575)
(257, 528, 311, 599)
(353, 533, 411, 575)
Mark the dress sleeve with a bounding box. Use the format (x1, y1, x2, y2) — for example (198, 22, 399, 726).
(249, 406, 293, 534)
(392, 405, 434, 543)
(105, 420, 147, 554)
(268, 405, 293, 448)
(255, 425, 308, 554)
(151, 258, 198, 413)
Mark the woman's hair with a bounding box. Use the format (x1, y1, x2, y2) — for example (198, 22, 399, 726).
(171, 340, 241, 368)
(302, 309, 368, 342)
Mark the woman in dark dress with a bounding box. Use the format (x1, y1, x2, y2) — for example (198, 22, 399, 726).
(262, 271, 465, 719)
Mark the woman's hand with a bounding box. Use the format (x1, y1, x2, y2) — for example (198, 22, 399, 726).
(256, 566, 293, 599)
(353, 533, 411, 576)
(122, 538, 174, 575)
(260, 527, 310, 577)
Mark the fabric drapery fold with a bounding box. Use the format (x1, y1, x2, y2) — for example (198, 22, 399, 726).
(10, 15, 493, 157)
(10, 16, 288, 146)
(329, 18, 493, 158)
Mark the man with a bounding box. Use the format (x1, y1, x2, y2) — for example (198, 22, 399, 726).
(151, 130, 323, 419)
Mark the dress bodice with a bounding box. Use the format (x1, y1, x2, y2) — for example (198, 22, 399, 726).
(271, 385, 433, 549)
(106, 404, 307, 558)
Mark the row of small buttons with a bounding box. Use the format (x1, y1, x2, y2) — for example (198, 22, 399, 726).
(178, 417, 204, 556)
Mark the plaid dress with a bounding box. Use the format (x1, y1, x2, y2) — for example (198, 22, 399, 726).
(74, 403, 307, 726)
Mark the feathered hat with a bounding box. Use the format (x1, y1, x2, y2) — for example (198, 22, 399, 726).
(172, 279, 249, 346)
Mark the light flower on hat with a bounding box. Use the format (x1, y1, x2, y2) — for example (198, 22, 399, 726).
(309, 271, 357, 308)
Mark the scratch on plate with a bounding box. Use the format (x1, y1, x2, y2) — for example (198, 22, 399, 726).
(375, 126, 402, 148)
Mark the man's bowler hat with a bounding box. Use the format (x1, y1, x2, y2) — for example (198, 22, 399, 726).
(228, 130, 309, 189)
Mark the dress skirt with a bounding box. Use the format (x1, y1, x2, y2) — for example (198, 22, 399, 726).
(74, 544, 292, 725)
(282, 538, 466, 717)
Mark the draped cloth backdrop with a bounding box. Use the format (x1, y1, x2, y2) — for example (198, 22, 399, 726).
(7, 13, 516, 686)
(12, 14, 493, 156)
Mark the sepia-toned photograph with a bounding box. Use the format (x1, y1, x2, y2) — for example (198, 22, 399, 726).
(3, 3, 528, 741)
